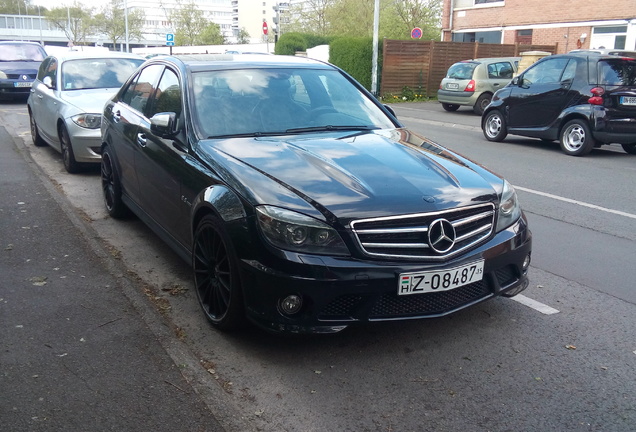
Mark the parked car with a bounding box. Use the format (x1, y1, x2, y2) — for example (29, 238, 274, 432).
(0, 41, 47, 100)
(27, 51, 144, 173)
(482, 52, 636, 156)
(569, 48, 636, 58)
(438, 57, 520, 115)
(101, 54, 532, 334)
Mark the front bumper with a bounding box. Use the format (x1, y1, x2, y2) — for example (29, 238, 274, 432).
(239, 216, 532, 333)
(65, 120, 103, 163)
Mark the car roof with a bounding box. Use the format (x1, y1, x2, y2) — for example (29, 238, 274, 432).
(147, 54, 333, 72)
(47, 50, 144, 62)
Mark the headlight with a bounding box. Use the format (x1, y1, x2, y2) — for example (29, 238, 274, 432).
(496, 180, 522, 232)
(0, 71, 7, 80)
(71, 113, 102, 129)
(256, 205, 349, 255)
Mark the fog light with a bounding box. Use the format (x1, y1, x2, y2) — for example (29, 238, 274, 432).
(280, 295, 303, 315)
(522, 253, 531, 273)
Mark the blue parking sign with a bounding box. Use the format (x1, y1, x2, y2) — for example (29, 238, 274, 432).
(166, 33, 175, 46)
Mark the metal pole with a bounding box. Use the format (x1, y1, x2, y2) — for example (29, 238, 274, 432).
(371, 0, 379, 95)
(37, 6, 43, 45)
(125, 0, 130, 52)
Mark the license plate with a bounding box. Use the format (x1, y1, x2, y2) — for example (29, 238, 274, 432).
(446, 83, 459, 90)
(620, 96, 636, 106)
(14, 82, 32, 88)
(398, 261, 484, 295)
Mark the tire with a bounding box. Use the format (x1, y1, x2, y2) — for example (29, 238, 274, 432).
(101, 145, 130, 218)
(559, 119, 595, 156)
(441, 103, 460, 112)
(473, 93, 492, 115)
(482, 110, 507, 142)
(29, 109, 46, 147)
(59, 124, 80, 173)
(193, 214, 245, 331)
(621, 143, 636, 154)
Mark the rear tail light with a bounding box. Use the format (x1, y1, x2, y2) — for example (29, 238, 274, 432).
(589, 87, 604, 105)
(464, 80, 476, 92)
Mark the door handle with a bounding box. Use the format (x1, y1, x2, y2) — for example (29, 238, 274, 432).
(112, 110, 121, 123)
(137, 133, 147, 147)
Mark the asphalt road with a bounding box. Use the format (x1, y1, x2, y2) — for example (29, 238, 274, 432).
(1, 99, 635, 432)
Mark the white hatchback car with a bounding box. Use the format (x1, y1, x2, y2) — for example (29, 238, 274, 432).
(27, 51, 144, 173)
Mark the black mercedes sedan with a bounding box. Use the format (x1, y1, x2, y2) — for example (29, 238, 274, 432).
(101, 54, 532, 334)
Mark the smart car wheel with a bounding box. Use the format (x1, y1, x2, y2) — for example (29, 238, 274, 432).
(59, 124, 80, 173)
(29, 109, 46, 147)
(473, 93, 491, 115)
(193, 215, 245, 331)
(441, 103, 460, 112)
(482, 110, 507, 142)
(621, 143, 636, 154)
(560, 119, 595, 156)
(101, 145, 129, 218)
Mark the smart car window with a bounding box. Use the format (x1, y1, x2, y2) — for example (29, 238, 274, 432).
(599, 59, 636, 86)
(522, 58, 569, 85)
(121, 64, 164, 114)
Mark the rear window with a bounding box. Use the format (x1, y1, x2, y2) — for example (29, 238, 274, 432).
(598, 59, 636, 86)
(446, 62, 477, 80)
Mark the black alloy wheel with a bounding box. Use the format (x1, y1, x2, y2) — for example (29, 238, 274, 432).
(621, 143, 636, 154)
(29, 109, 46, 147)
(441, 103, 460, 112)
(193, 215, 244, 330)
(482, 110, 507, 142)
(59, 124, 80, 173)
(101, 145, 129, 218)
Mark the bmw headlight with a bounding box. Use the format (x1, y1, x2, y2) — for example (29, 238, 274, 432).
(256, 205, 349, 255)
(71, 113, 102, 129)
(496, 180, 522, 232)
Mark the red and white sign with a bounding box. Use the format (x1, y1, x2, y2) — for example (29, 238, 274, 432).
(263, 22, 268, 35)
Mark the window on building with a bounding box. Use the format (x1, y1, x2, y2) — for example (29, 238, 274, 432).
(516, 29, 532, 44)
(474, 0, 504, 4)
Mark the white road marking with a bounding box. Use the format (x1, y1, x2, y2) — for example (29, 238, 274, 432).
(511, 294, 560, 315)
(515, 186, 636, 220)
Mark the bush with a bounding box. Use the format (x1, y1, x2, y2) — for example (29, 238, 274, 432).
(274, 33, 307, 55)
(329, 37, 374, 91)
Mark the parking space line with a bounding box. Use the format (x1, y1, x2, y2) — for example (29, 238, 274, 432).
(511, 294, 560, 315)
(515, 186, 636, 220)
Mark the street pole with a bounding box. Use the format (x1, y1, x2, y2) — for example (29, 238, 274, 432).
(125, 0, 130, 52)
(371, 0, 379, 96)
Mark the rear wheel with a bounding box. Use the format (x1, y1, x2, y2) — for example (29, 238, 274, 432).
(473, 93, 492, 115)
(621, 143, 636, 154)
(193, 215, 245, 331)
(441, 103, 460, 112)
(59, 124, 80, 173)
(482, 110, 507, 142)
(559, 119, 595, 156)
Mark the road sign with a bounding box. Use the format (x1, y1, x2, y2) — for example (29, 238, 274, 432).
(166, 33, 175, 46)
(263, 22, 268, 35)
(411, 27, 423, 39)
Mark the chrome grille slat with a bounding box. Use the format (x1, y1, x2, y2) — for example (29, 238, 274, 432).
(350, 203, 495, 260)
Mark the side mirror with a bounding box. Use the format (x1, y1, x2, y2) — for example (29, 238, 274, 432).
(511, 76, 520, 86)
(42, 76, 54, 89)
(383, 104, 397, 119)
(150, 112, 177, 137)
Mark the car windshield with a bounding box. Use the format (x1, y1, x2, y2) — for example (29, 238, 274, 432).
(598, 59, 636, 86)
(446, 62, 477, 80)
(61, 58, 144, 90)
(0, 43, 45, 62)
(192, 67, 395, 137)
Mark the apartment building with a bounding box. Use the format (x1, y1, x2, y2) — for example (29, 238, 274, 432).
(441, 0, 636, 53)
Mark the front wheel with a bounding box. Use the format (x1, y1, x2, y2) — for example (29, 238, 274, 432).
(29, 109, 46, 147)
(59, 124, 80, 173)
(482, 110, 507, 142)
(559, 119, 595, 156)
(441, 103, 460, 112)
(101, 145, 129, 218)
(621, 143, 636, 154)
(193, 215, 245, 331)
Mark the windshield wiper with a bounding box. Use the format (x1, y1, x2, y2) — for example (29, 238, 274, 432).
(285, 125, 377, 133)
(207, 131, 290, 139)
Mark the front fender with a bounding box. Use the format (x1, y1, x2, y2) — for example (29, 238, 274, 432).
(192, 185, 246, 224)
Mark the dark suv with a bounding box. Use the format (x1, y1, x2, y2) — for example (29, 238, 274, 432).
(482, 52, 636, 156)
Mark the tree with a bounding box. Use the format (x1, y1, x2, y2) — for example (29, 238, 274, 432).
(0, 0, 29, 14)
(93, 0, 146, 48)
(200, 23, 225, 45)
(286, 0, 334, 36)
(382, 0, 442, 40)
(44, 1, 95, 46)
(236, 27, 250, 44)
(168, 0, 223, 46)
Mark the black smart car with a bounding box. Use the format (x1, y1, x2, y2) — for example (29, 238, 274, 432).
(482, 52, 636, 156)
(101, 54, 532, 333)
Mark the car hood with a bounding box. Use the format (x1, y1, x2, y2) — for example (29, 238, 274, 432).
(200, 129, 503, 222)
(59, 88, 120, 114)
(0, 60, 40, 75)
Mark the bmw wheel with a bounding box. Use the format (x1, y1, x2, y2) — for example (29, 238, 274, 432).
(193, 215, 245, 331)
(560, 119, 595, 156)
(101, 145, 129, 218)
(59, 124, 80, 173)
(29, 109, 46, 147)
(482, 110, 507, 142)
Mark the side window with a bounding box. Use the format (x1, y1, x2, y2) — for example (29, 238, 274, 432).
(43, 58, 57, 88)
(120, 64, 163, 114)
(487, 62, 514, 79)
(561, 59, 578, 82)
(37, 58, 51, 80)
(147, 68, 182, 119)
(522, 58, 570, 85)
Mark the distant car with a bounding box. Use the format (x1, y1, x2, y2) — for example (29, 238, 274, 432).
(0, 41, 47, 100)
(438, 57, 520, 115)
(482, 52, 636, 156)
(100, 54, 532, 334)
(27, 51, 144, 173)
(569, 48, 636, 58)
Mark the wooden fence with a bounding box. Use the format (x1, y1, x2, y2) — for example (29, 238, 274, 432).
(380, 40, 558, 98)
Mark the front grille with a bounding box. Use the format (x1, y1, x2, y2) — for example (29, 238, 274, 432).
(7, 73, 35, 80)
(350, 203, 495, 260)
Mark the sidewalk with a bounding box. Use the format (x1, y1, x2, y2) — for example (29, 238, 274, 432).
(0, 125, 226, 431)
